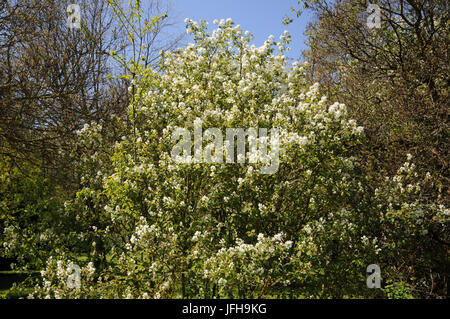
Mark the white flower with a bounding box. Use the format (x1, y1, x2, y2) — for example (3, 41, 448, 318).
(273, 233, 283, 241)
(192, 231, 201, 241)
(304, 225, 312, 234)
(218, 278, 227, 286)
(361, 235, 369, 245)
(355, 126, 364, 134)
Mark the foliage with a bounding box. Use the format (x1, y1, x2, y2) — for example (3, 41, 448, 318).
(19, 19, 448, 299)
(290, 0, 449, 204)
(1, 0, 448, 300)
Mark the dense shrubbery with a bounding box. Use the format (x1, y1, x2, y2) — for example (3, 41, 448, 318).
(2, 19, 447, 299)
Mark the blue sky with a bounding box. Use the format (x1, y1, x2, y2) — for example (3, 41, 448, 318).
(173, 0, 313, 61)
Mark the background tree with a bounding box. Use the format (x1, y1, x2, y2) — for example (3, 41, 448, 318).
(284, 0, 449, 298)
(286, 0, 448, 204)
(0, 0, 184, 270)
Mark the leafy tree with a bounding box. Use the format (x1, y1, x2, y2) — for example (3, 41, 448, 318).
(286, 0, 448, 204)
(283, 0, 449, 297)
(0, 1, 184, 292)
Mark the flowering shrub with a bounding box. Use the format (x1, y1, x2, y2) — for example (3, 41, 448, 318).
(6, 19, 448, 299)
(202, 233, 293, 298)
